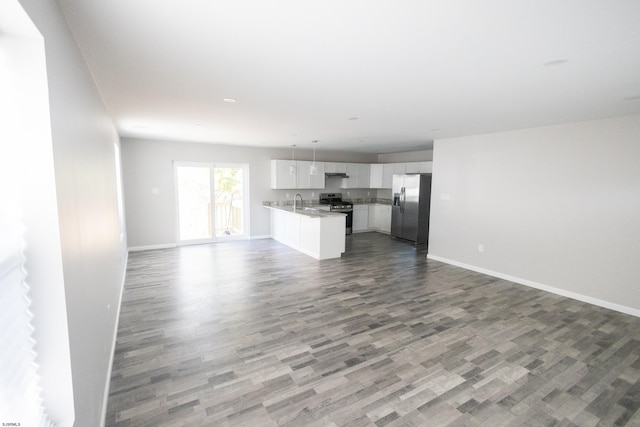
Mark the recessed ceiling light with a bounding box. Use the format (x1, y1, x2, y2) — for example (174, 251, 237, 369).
(543, 59, 568, 67)
(430, 128, 440, 131)
(223, 98, 237, 103)
(348, 117, 359, 121)
(133, 125, 149, 129)
(624, 95, 640, 101)
(195, 124, 205, 127)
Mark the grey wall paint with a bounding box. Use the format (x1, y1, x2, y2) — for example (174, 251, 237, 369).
(18, 1, 127, 425)
(428, 114, 640, 312)
(121, 138, 376, 247)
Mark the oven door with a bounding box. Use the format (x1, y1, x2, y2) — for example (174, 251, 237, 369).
(331, 208, 353, 235)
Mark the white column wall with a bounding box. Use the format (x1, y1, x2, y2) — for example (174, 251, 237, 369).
(18, 1, 128, 425)
(428, 115, 640, 315)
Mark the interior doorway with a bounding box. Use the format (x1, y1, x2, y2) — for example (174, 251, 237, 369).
(175, 162, 249, 243)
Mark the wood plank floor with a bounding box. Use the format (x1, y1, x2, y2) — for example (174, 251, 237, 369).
(106, 233, 640, 426)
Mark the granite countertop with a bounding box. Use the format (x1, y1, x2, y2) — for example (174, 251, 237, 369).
(263, 205, 345, 218)
(263, 199, 392, 207)
(348, 199, 391, 205)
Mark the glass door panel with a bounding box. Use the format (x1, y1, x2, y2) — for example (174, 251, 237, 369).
(176, 166, 212, 241)
(213, 167, 244, 238)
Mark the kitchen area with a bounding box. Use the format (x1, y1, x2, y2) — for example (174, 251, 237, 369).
(120, 137, 435, 251)
(264, 159, 433, 259)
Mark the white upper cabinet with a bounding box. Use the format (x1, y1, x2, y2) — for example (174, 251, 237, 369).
(381, 163, 405, 188)
(271, 159, 325, 189)
(342, 163, 359, 188)
(358, 163, 371, 188)
(405, 161, 433, 173)
(271, 159, 297, 189)
(340, 163, 371, 189)
(370, 164, 383, 188)
(272, 159, 431, 189)
(296, 161, 325, 189)
(325, 162, 347, 173)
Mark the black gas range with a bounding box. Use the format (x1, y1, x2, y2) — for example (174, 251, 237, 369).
(319, 193, 353, 234)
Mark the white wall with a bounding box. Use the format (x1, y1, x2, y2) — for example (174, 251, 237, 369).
(18, 1, 127, 426)
(1, 2, 74, 424)
(428, 114, 640, 315)
(121, 137, 376, 248)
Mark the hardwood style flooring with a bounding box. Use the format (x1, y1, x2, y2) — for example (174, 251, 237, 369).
(106, 233, 640, 426)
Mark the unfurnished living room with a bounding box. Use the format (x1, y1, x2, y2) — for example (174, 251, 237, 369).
(2, 1, 640, 426)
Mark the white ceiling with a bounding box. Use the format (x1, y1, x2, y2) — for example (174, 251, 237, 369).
(57, 0, 640, 153)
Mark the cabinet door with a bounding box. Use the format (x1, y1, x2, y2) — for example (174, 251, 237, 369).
(296, 161, 312, 189)
(405, 161, 432, 173)
(420, 161, 433, 173)
(283, 213, 301, 246)
(271, 159, 297, 189)
(325, 162, 347, 173)
(382, 164, 395, 189)
(378, 205, 392, 233)
(358, 164, 370, 188)
(353, 206, 369, 231)
(393, 163, 406, 175)
(296, 161, 326, 189)
(271, 208, 285, 240)
(368, 205, 378, 229)
(309, 162, 325, 188)
(370, 164, 383, 188)
(382, 163, 406, 189)
(341, 163, 359, 188)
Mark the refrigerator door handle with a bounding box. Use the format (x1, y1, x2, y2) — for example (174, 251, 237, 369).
(400, 187, 405, 214)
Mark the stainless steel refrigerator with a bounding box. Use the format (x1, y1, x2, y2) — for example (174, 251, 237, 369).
(391, 174, 432, 244)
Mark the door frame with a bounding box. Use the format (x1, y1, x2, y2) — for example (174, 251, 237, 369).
(173, 161, 250, 245)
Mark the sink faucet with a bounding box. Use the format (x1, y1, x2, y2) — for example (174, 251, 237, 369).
(294, 193, 303, 210)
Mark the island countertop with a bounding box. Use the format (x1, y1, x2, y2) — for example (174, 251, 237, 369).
(263, 205, 345, 218)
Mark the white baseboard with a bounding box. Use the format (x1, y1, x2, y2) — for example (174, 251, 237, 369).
(100, 249, 128, 426)
(128, 243, 177, 251)
(427, 254, 640, 318)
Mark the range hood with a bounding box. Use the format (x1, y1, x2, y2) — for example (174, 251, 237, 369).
(325, 172, 349, 178)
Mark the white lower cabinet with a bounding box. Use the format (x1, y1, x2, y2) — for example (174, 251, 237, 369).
(267, 207, 345, 260)
(352, 205, 369, 232)
(378, 205, 391, 233)
(368, 204, 391, 233)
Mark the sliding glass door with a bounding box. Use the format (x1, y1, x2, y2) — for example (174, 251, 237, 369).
(213, 167, 244, 237)
(175, 163, 249, 244)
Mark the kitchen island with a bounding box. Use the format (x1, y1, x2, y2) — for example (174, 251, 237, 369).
(264, 205, 346, 260)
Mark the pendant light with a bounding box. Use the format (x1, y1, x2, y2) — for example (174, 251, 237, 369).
(310, 140, 318, 175)
(289, 144, 296, 175)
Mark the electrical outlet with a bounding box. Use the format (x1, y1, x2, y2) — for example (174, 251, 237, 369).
(285, 193, 290, 198)
(367, 191, 370, 196)
(347, 191, 350, 196)
(478, 244, 484, 253)
(311, 192, 315, 197)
